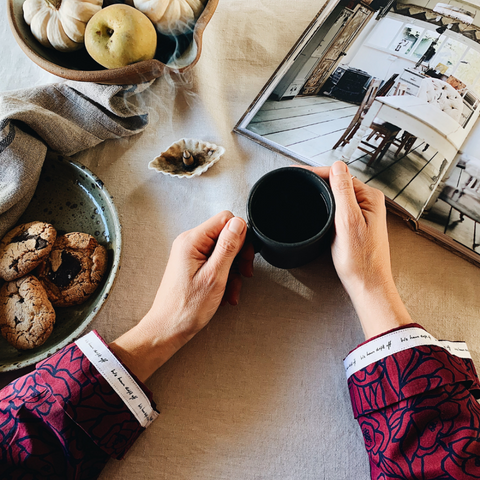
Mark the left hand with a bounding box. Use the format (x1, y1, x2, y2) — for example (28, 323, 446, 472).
(109, 211, 253, 382)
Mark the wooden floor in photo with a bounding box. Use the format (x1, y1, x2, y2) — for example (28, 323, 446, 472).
(421, 167, 480, 255)
(247, 95, 480, 255)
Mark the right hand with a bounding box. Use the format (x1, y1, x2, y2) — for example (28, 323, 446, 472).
(327, 161, 394, 298)
(302, 162, 413, 339)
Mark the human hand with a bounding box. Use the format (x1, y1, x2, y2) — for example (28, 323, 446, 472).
(146, 210, 253, 335)
(110, 211, 253, 382)
(301, 162, 412, 339)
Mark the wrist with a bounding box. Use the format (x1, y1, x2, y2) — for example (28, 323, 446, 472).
(109, 314, 189, 383)
(345, 278, 413, 340)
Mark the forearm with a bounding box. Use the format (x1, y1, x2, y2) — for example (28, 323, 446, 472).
(345, 277, 413, 340)
(109, 312, 191, 384)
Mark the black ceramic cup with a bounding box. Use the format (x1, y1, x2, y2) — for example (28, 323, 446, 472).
(246, 167, 335, 269)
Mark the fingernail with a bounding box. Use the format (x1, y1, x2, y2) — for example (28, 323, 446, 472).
(332, 161, 347, 175)
(228, 217, 245, 235)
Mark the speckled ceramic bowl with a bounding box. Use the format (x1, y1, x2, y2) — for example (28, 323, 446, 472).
(0, 154, 121, 372)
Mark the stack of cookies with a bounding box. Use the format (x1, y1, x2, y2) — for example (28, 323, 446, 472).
(0, 221, 107, 350)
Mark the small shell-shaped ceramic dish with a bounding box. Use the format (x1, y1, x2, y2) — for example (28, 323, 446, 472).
(148, 138, 225, 178)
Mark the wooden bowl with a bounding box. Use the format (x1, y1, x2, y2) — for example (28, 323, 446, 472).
(7, 0, 219, 85)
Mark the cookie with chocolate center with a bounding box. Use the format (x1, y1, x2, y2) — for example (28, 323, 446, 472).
(0, 222, 57, 281)
(0, 276, 55, 350)
(36, 232, 108, 307)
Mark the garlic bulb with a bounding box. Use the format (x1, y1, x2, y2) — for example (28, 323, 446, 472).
(23, 0, 103, 52)
(133, 0, 206, 35)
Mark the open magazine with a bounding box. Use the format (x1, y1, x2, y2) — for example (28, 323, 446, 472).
(234, 0, 480, 268)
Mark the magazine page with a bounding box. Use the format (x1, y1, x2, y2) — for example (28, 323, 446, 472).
(235, 0, 480, 224)
(420, 147, 480, 258)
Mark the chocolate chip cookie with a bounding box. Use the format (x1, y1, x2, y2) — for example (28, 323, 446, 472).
(0, 222, 57, 281)
(36, 232, 108, 307)
(0, 276, 55, 350)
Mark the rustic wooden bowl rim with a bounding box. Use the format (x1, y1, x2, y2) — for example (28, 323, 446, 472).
(7, 0, 219, 84)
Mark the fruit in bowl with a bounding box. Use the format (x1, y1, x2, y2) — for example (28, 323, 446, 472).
(133, 0, 207, 35)
(7, 0, 219, 84)
(23, 0, 103, 52)
(85, 4, 157, 69)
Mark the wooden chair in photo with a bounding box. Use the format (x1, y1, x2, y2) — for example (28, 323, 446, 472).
(438, 155, 480, 234)
(357, 82, 409, 166)
(364, 82, 408, 145)
(393, 81, 408, 96)
(332, 78, 382, 150)
(376, 73, 399, 97)
(393, 130, 417, 157)
(358, 121, 401, 166)
(370, 82, 417, 160)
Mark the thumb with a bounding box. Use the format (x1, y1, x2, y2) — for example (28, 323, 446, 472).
(205, 217, 247, 281)
(329, 161, 361, 221)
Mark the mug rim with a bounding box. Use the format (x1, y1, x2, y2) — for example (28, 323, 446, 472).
(247, 166, 335, 248)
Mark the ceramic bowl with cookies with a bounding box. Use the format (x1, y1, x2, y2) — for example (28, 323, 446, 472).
(0, 222, 108, 350)
(0, 154, 121, 372)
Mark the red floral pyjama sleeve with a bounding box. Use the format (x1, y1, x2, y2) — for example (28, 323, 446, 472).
(346, 323, 480, 479)
(0, 330, 158, 479)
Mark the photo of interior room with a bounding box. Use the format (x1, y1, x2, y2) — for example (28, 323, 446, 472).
(422, 153, 480, 253)
(243, 0, 480, 253)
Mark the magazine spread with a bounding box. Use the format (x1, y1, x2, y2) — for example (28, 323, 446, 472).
(234, 0, 480, 267)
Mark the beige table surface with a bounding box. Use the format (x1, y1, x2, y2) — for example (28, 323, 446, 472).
(1, 1, 480, 479)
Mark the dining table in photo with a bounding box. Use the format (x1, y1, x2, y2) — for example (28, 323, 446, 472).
(341, 80, 480, 209)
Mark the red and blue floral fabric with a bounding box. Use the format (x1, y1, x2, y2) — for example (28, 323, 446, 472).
(0, 333, 156, 479)
(348, 324, 480, 479)
(1, 325, 480, 479)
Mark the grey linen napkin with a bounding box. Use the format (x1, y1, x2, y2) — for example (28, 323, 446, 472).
(0, 80, 151, 238)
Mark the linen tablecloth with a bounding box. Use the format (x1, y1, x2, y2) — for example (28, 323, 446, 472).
(1, 1, 480, 478)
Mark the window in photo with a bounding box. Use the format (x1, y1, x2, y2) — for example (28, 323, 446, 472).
(411, 30, 445, 60)
(389, 24, 423, 55)
(453, 48, 480, 87)
(433, 37, 468, 76)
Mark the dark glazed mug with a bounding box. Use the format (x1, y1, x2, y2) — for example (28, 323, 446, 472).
(246, 167, 335, 269)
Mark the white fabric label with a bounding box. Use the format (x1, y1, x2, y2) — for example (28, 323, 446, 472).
(76, 331, 159, 428)
(344, 327, 471, 380)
